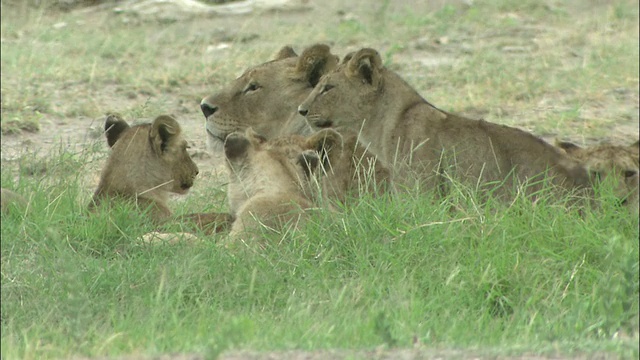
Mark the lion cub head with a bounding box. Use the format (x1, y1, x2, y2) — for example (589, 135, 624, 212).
(303, 129, 393, 204)
(223, 128, 320, 240)
(557, 140, 639, 211)
(90, 114, 199, 222)
(201, 43, 339, 152)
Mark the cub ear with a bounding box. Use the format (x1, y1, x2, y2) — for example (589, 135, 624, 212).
(224, 132, 251, 160)
(104, 113, 130, 148)
(306, 129, 344, 168)
(341, 51, 355, 64)
(296, 43, 340, 87)
(274, 45, 298, 60)
(555, 140, 582, 155)
(306, 129, 343, 153)
(297, 150, 320, 178)
(346, 48, 383, 87)
(150, 115, 181, 154)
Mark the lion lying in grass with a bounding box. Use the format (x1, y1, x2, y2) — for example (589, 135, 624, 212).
(298, 47, 592, 202)
(200, 44, 391, 205)
(221, 126, 394, 245)
(223, 128, 321, 241)
(556, 139, 639, 212)
(90, 114, 233, 234)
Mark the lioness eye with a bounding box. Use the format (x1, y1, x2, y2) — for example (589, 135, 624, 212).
(624, 170, 638, 178)
(321, 84, 334, 94)
(244, 83, 261, 93)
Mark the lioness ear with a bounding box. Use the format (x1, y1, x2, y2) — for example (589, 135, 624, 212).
(104, 113, 130, 148)
(555, 140, 582, 155)
(150, 115, 181, 154)
(346, 48, 383, 87)
(274, 45, 297, 60)
(296, 43, 339, 87)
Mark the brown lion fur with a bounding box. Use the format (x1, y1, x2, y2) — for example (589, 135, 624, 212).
(302, 129, 393, 205)
(298, 47, 592, 202)
(91, 114, 232, 233)
(557, 139, 639, 212)
(199, 43, 391, 206)
(223, 128, 321, 241)
(200, 43, 340, 152)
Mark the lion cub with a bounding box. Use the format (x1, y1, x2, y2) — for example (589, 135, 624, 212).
(556, 140, 639, 212)
(90, 114, 232, 233)
(303, 129, 393, 205)
(224, 128, 321, 240)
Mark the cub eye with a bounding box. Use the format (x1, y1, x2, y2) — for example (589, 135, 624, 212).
(321, 84, 334, 94)
(624, 170, 638, 178)
(244, 83, 261, 93)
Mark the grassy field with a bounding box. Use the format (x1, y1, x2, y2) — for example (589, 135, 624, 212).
(1, 0, 639, 359)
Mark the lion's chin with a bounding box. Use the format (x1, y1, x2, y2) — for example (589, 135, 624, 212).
(206, 128, 227, 143)
(206, 128, 227, 153)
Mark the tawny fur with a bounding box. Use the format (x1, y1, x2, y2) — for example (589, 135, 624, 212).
(557, 140, 639, 212)
(200, 44, 339, 152)
(91, 114, 232, 233)
(200, 43, 392, 205)
(298, 47, 592, 202)
(223, 128, 321, 242)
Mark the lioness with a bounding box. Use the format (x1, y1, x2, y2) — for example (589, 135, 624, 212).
(556, 140, 639, 211)
(298, 48, 591, 200)
(199, 42, 392, 202)
(200, 43, 339, 152)
(223, 128, 321, 240)
(90, 114, 232, 233)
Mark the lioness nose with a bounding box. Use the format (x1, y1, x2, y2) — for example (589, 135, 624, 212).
(298, 106, 308, 117)
(200, 102, 218, 118)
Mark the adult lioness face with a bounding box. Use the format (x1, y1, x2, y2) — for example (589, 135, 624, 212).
(298, 49, 384, 132)
(200, 44, 339, 152)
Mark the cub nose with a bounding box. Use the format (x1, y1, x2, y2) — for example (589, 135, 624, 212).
(201, 102, 218, 118)
(298, 105, 308, 117)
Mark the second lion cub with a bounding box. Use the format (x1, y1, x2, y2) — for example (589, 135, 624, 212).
(224, 128, 321, 241)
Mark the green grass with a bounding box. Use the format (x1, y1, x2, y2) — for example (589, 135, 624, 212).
(1, 0, 638, 358)
(2, 146, 639, 359)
